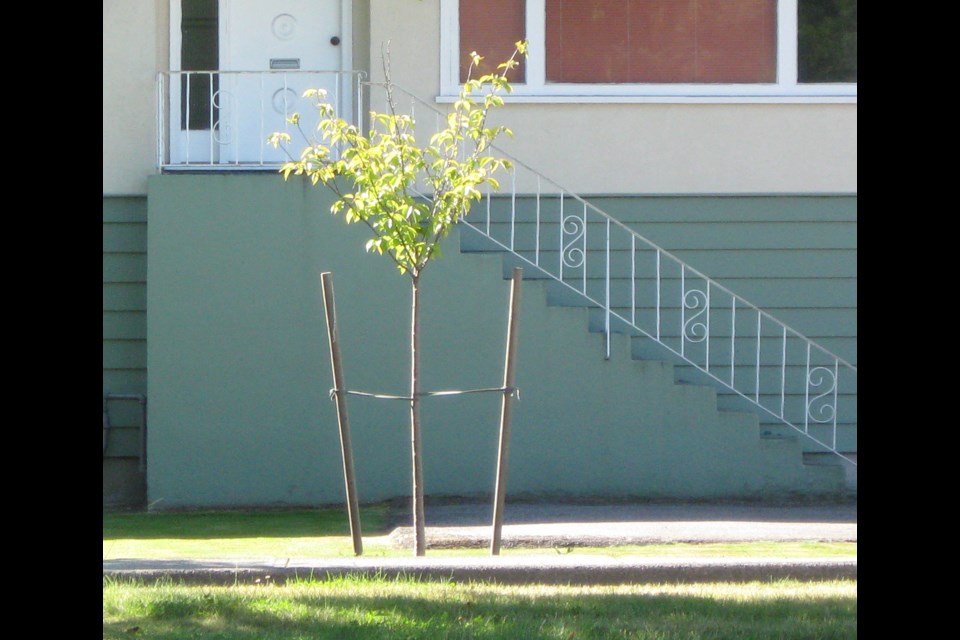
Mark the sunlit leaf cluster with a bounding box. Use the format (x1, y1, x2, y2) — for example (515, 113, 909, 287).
(270, 42, 528, 278)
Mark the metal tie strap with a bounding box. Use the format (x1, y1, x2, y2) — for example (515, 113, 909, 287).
(329, 386, 519, 402)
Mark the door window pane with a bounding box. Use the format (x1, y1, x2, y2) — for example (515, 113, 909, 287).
(180, 0, 219, 130)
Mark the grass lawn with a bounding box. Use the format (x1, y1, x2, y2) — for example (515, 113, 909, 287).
(103, 576, 857, 640)
(104, 506, 856, 639)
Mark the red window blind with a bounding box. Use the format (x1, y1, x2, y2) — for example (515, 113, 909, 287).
(546, 0, 776, 83)
(459, 0, 526, 83)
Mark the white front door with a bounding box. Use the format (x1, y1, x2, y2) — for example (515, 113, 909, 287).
(169, 0, 348, 166)
(218, 0, 344, 165)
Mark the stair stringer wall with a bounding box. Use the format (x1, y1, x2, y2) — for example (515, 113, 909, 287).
(145, 175, 845, 508)
(439, 235, 845, 500)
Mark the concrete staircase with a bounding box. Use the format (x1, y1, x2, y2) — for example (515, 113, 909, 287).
(458, 220, 854, 496)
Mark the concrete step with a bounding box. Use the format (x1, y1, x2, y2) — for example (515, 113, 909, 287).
(455, 225, 855, 492)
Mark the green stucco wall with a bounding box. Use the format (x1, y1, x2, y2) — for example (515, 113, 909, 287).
(103, 196, 148, 507)
(602, 195, 856, 450)
(145, 174, 848, 508)
(584, 195, 856, 365)
(461, 194, 857, 452)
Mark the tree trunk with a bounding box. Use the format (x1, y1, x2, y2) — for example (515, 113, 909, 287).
(410, 274, 426, 556)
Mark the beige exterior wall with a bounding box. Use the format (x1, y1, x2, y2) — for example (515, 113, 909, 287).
(490, 103, 857, 194)
(103, 0, 856, 196)
(370, 0, 857, 195)
(103, 0, 166, 195)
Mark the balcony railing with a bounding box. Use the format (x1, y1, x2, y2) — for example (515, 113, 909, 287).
(157, 70, 365, 169)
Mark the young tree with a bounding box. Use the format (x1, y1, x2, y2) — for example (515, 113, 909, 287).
(270, 42, 527, 556)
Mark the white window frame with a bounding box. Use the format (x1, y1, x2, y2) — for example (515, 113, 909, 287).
(439, 0, 856, 104)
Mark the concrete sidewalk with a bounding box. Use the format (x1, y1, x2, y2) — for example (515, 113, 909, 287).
(391, 501, 857, 548)
(103, 500, 857, 585)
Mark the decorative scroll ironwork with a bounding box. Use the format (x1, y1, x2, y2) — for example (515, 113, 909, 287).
(806, 366, 837, 423)
(272, 87, 298, 115)
(561, 214, 585, 268)
(160, 70, 365, 168)
(683, 289, 709, 343)
(211, 89, 234, 145)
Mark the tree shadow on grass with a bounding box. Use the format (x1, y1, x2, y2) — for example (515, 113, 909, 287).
(103, 584, 857, 640)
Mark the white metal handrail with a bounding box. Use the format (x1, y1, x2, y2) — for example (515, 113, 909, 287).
(157, 70, 366, 169)
(374, 83, 856, 466)
(153, 74, 855, 466)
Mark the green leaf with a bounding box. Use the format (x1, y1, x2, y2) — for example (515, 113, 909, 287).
(273, 50, 519, 280)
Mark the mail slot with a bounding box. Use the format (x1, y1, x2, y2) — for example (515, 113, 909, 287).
(270, 58, 300, 70)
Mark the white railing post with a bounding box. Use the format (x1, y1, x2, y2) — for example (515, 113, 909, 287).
(184, 72, 191, 163)
(680, 266, 686, 358)
(208, 73, 214, 164)
(804, 342, 811, 434)
(832, 358, 839, 449)
(582, 204, 588, 295)
(157, 73, 164, 169)
(655, 250, 661, 341)
(259, 73, 264, 166)
(605, 218, 611, 360)
(780, 327, 787, 419)
(357, 74, 364, 130)
(705, 281, 711, 372)
(756, 311, 762, 403)
(486, 188, 491, 235)
(510, 170, 516, 251)
(730, 299, 736, 387)
(535, 176, 541, 266)
(630, 235, 636, 327)
(559, 192, 564, 281)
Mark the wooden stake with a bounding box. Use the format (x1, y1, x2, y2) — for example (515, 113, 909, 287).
(320, 272, 363, 556)
(491, 267, 522, 555)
